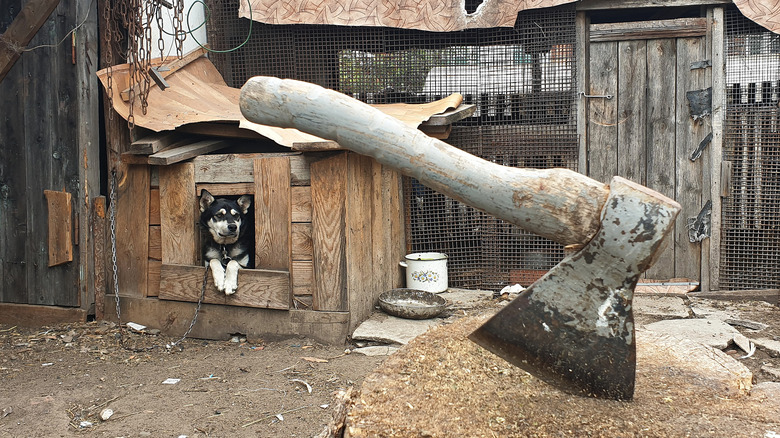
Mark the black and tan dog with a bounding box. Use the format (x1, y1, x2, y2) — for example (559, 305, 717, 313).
(199, 190, 252, 295)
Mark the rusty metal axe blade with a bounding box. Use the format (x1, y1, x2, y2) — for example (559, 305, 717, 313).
(470, 177, 679, 400)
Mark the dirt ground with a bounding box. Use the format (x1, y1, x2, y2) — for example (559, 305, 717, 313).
(1, 295, 779, 437)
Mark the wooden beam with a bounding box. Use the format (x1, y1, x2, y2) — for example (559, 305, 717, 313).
(0, 303, 87, 326)
(119, 46, 208, 101)
(577, 0, 730, 10)
(129, 131, 180, 155)
(0, 0, 61, 83)
(590, 18, 707, 42)
(689, 289, 779, 305)
(148, 139, 230, 165)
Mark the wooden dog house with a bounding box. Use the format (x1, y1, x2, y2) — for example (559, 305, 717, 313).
(112, 148, 406, 343)
(98, 51, 474, 343)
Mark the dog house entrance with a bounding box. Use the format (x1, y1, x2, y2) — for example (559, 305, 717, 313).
(156, 155, 295, 310)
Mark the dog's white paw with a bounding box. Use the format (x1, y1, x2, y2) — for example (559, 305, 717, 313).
(223, 260, 240, 296)
(223, 278, 237, 295)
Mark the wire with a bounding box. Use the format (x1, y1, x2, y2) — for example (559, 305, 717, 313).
(23, 0, 97, 52)
(155, 0, 254, 54)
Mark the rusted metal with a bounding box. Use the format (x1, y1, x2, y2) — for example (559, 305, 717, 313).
(470, 177, 680, 400)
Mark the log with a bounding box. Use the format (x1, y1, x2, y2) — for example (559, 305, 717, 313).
(240, 77, 609, 246)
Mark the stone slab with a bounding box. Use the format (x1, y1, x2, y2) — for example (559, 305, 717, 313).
(351, 313, 440, 345)
(644, 318, 741, 350)
(633, 296, 690, 318)
(352, 346, 400, 356)
(752, 337, 780, 357)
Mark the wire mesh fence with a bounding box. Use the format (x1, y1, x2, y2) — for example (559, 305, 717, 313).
(721, 6, 780, 290)
(205, 1, 578, 290)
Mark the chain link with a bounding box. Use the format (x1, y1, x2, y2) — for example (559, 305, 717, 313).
(109, 170, 205, 352)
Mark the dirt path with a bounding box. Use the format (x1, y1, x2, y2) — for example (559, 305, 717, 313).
(1, 295, 778, 437)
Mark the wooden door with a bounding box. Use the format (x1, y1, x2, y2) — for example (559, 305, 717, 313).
(584, 28, 711, 281)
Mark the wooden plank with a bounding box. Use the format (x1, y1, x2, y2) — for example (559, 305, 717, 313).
(192, 153, 311, 185)
(176, 122, 267, 140)
(0, 303, 86, 327)
(158, 264, 290, 310)
(148, 226, 162, 260)
(147, 259, 161, 297)
(148, 139, 231, 166)
(291, 141, 342, 152)
(159, 163, 197, 265)
(119, 46, 208, 101)
(106, 296, 348, 344)
(292, 186, 312, 222)
(674, 36, 706, 281)
(346, 153, 375, 326)
(617, 39, 647, 185)
(688, 289, 779, 305)
(577, 0, 730, 10)
(292, 222, 313, 260)
(149, 188, 160, 225)
(707, 7, 725, 292)
(129, 131, 179, 155)
(92, 197, 107, 320)
(645, 38, 678, 279)
(418, 124, 452, 139)
(0, 0, 61, 83)
(254, 157, 291, 271)
(421, 104, 476, 125)
(292, 260, 313, 296)
(311, 152, 348, 311)
(113, 164, 149, 298)
(587, 41, 619, 183)
(576, 11, 590, 174)
(590, 18, 707, 42)
(43, 190, 73, 266)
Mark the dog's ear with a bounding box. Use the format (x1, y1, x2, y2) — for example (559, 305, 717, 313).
(199, 190, 215, 213)
(237, 195, 252, 214)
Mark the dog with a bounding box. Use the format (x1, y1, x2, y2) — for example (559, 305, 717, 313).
(199, 190, 252, 295)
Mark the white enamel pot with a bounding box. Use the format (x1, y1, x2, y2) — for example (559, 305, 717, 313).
(399, 252, 449, 293)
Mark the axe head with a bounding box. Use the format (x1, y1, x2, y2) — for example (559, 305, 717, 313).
(469, 177, 680, 400)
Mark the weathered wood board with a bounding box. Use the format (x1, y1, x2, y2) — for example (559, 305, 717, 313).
(586, 33, 709, 281)
(44, 190, 73, 267)
(158, 264, 290, 310)
(159, 163, 198, 265)
(311, 153, 348, 311)
(254, 157, 291, 271)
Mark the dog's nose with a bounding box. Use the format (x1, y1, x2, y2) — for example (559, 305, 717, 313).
(228, 224, 237, 232)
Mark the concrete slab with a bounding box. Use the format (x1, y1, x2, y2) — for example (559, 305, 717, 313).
(633, 296, 690, 318)
(644, 318, 741, 350)
(351, 313, 440, 345)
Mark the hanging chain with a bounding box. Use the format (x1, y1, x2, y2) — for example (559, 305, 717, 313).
(109, 169, 206, 352)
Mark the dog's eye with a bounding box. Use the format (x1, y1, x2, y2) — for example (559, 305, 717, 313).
(215, 212, 224, 218)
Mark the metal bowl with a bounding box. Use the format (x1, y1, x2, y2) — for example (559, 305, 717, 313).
(378, 288, 447, 320)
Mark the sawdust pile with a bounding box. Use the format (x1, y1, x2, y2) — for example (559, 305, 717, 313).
(346, 316, 779, 437)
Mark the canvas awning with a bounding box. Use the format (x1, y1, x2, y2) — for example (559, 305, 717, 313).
(239, 0, 780, 35)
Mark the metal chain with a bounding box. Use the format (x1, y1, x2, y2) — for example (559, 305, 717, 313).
(109, 170, 206, 352)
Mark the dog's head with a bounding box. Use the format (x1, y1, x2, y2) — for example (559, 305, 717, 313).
(199, 190, 252, 245)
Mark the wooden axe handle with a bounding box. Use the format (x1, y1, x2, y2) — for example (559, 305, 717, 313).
(240, 77, 609, 246)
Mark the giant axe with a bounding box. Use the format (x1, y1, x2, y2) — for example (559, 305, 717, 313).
(239, 77, 681, 400)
